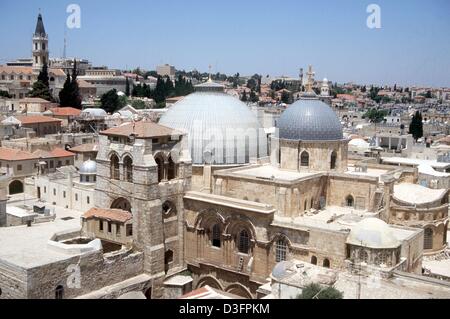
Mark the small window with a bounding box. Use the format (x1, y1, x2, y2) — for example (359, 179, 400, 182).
(238, 229, 250, 254)
(87, 196, 90, 204)
(53, 189, 56, 196)
(49, 161, 54, 169)
(58, 161, 62, 167)
(276, 239, 288, 262)
(65, 160, 70, 165)
(44, 186, 47, 193)
(126, 224, 133, 236)
(108, 222, 112, 233)
(63, 191, 66, 198)
(212, 224, 221, 248)
(17, 164, 22, 171)
(116, 224, 121, 236)
(75, 193, 78, 201)
(323, 258, 330, 268)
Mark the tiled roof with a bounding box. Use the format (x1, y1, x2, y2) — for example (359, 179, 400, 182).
(100, 121, 183, 139)
(48, 68, 66, 77)
(49, 107, 81, 116)
(32, 148, 75, 159)
(15, 115, 62, 124)
(0, 66, 34, 75)
(69, 143, 99, 153)
(77, 79, 96, 88)
(0, 147, 38, 161)
(83, 207, 132, 223)
(19, 97, 51, 103)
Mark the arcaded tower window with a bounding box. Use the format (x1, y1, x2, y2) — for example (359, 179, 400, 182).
(330, 151, 337, 169)
(168, 155, 176, 180)
(123, 156, 133, 182)
(300, 151, 309, 167)
(110, 154, 120, 180)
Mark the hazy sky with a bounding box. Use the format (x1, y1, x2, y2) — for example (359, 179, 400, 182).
(1, 0, 449, 87)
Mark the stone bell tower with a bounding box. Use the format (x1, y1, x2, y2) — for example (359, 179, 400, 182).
(32, 13, 49, 74)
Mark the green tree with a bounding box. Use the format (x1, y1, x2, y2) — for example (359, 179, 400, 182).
(29, 63, 52, 101)
(249, 90, 259, 103)
(409, 111, 423, 141)
(125, 77, 130, 97)
(58, 60, 82, 108)
(100, 89, 122, 113)
(364, 108, 387, 123)
(131, 99, 146, 109)
(241, 90, 248, 102)
(281, 90, 291, 104)
(0, 90, 12, 98)
(296, 284, 343, 299)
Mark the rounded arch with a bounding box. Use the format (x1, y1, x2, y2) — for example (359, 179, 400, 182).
(225, 283, 253, 299)
(224, 215, 257, 242)
(9, 180, 24, 195)
(323, 258, 331, 268)
(311, 255, 317, 265)
(211, 223, 222, 248)
(346, 194, 354, 207)
(123, 155, 133, 182)
(154, 153, 165, 183)
(111, 197, 132, 212)
(300, 150, 310, 167)
(196, 275, 224, 291)
(194, 208, 226, 230)
(110, 152, 120, 180)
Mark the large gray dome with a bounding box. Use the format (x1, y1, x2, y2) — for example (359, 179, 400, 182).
(159, 82, 266, 165)
(277, 97, 343, 141)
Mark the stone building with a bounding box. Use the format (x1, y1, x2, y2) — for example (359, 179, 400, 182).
(94, 120, 192, 298)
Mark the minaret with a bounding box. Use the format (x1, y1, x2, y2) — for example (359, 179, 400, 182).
(32, 13, 49, 74)
(321, 78, 330, 97)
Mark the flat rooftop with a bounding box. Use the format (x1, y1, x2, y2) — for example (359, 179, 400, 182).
(227, 164, 319, 182)
(0, 201, 84, 269)
(382, 157, 450, 170)
(346, 165, 390, 179)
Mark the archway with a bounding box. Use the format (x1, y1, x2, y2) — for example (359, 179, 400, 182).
(110, 153, 120, 180)
(311, 255, 317, 265)
(9, 180, 24, 195)
(323, 258, 330, 268)
(123, 156, 133, 182)
(111, 197, 132, 212)
(225, 283, 253, 299)
(196, 276, 224, 290)
(346, 195, 354, 207)
(164, 250, 173, 274)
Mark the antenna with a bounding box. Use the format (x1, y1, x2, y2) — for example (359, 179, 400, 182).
(63, 29, 67, 59)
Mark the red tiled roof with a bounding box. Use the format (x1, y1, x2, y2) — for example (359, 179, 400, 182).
(32, 148, 75, 159)
(0, 66, 34, 75)
(83, 207, 132, 223)
(0, 147, 38, 161)
(15, 115, 62, 125)
(49, 107, 81, 117)
(69, 143, 99, 153)
(100, 121, 183, 139)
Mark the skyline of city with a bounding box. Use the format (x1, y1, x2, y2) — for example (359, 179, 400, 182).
(1, 0, 449, 87)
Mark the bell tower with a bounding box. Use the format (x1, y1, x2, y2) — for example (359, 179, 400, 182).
(32, 13, 49, 74)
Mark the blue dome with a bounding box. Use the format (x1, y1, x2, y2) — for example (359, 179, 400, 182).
(277, 97, 343, 141)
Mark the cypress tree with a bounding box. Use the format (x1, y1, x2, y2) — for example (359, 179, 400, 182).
(125, 77, 130, 97)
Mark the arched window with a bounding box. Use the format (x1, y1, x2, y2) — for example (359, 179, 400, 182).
(346, 195, 354, 207)
(110, 154, 120, 180)
(378, 252, 389, 266)
(323, 258, 330, 268)
(167, 155, 176, 180)
(275, 239, 288, 262)
(155, 155, 164, 183)
(330, 151, 337, 169)
(238, 229, 250, 254)
(212, 224, 221, 248)
(111, 197, 132, 212)
(424, 228, 433, 250)
(55, 285, 64, 299)
(300, 151, 309, 167)
(310, 198, 314, 210)
(123, 156, 133, 182)
(311, 255, 317, 265)
(304, 200, 308, 211)
(359, 250, 368, 263)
